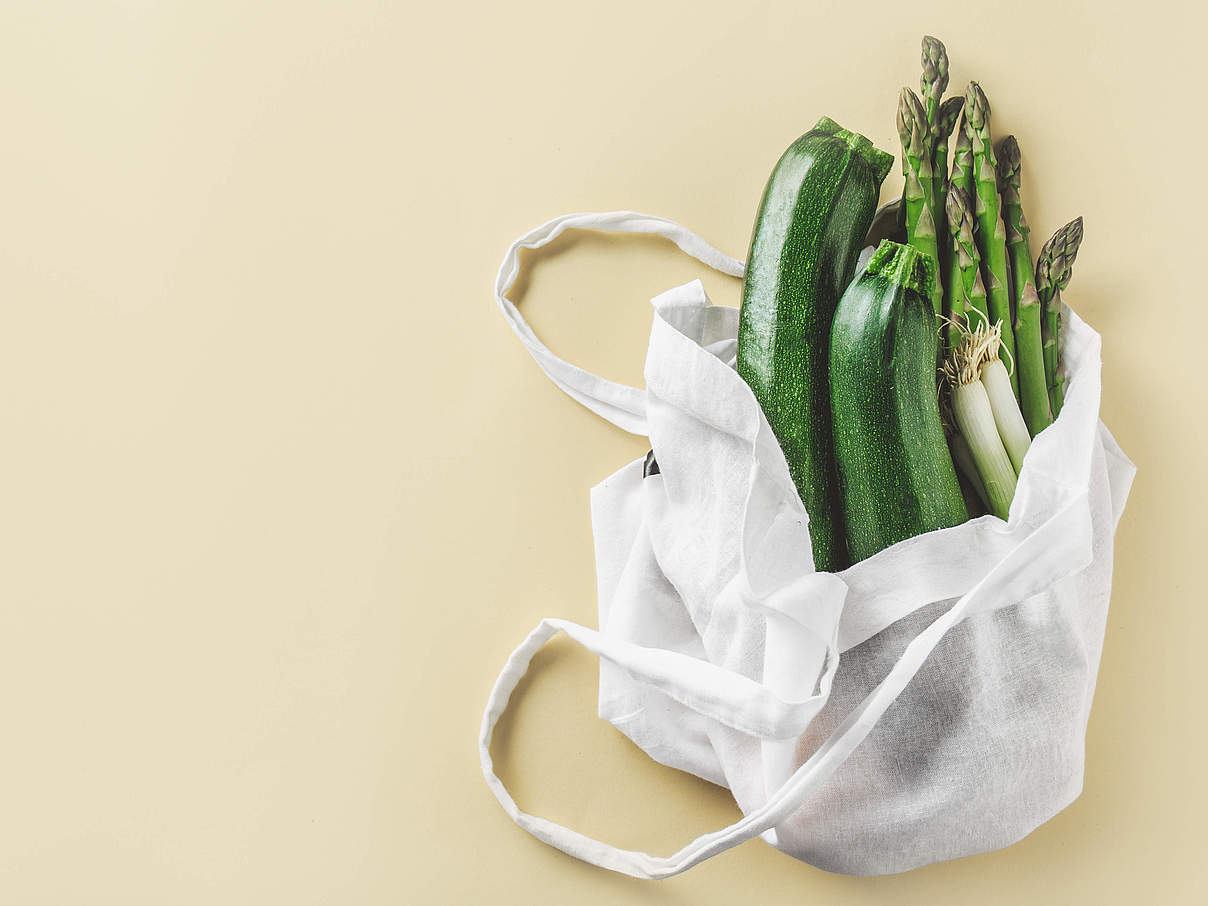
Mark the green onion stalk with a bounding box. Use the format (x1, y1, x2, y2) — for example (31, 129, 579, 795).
(951, 432, 990, 515)
(942, 399, 990, 515)
(944, 326, 1017, 521)
(978, 323, 1032, 474)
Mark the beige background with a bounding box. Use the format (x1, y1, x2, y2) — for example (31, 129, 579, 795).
(0, 1, 1204, 902)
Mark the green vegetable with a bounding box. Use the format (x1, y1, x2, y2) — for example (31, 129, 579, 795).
(980, 334, 1032, 474)
(950, 109, 974, 198)
(949, 429, 990, 513)
(918, 37, 952, 218)
(931, 96, 965, 272)
(946, 185, 989, 329)
(920, 36, 949, 130)
(920, 36, 960, 247)
(941, 176, 965, 343)
(932, 98, 963, 187)
(943, 223, 964, 346)
(1036, 217, 1085, 416)
(945, 326, 1017, 520)
(941, 397, 989, 515)
(968, 268, 989, 334)
(896, 88, 942, 316)
(737, 117, 894, 573)
(829, 240, 968, 564)
(996, 135, 1052, 436)
(964, 82, 1019, 399)
(950, 379, 1016, 521)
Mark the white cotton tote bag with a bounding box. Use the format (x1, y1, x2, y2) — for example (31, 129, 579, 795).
(479, 210, 1136, 878)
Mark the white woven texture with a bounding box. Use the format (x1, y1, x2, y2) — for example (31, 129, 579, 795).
(481, 212, 1135, 878)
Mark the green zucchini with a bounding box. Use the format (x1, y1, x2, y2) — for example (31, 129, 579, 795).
(829, 240, 968, 563)
(737, 117, 894, 573)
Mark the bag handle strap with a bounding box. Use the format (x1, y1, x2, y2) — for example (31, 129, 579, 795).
(480, 494, 1094, 879)
(494, 211, 745, 435)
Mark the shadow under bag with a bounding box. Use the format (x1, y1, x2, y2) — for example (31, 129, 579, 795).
(480, 210, 1136, 878)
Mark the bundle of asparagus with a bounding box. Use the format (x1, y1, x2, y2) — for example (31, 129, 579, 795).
(896, 36, 1085, 517)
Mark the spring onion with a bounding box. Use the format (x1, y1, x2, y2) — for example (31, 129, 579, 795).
(978, 325, 1032, 475)
(945, 327, 1017, 521)
(949, 430, 990, 512)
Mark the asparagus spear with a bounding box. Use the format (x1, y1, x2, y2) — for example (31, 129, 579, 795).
(997, 135, 1051, 436)
(932, 95, 965, 306)
(1036, 217, 1085, 416)
(964, 82, 1018, 399)
(896, 87, 941, 316)
(968, 267, 989, 341)
(948, 105, 975, 306)
(920, 36, 949, 128)
(951, 109, 974, 198)
(932, 96, 964, 231)
(946, 185, 989, 330)
(943, 201, 965, 339)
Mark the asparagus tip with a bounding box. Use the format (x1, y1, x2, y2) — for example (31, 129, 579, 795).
(1037, 217, 1086, 295)
(996, 135, 1021, 182)
(965, 82, 989, 129)
(921, 36, 950, 96)
(945, 183, 970, 232)
(953, 108, 971, 153)
(896, 87, 928, 150)
(936, 96, 964, 140)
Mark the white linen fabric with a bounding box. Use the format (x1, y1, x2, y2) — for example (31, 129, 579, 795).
(480, 211, 1136, 878)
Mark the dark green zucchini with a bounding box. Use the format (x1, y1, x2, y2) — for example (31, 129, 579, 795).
(829, 240, 967, 563)
(737, 117, 894, 572)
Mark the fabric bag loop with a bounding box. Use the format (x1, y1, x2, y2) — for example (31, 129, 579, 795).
(494, 211, 745, 435)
